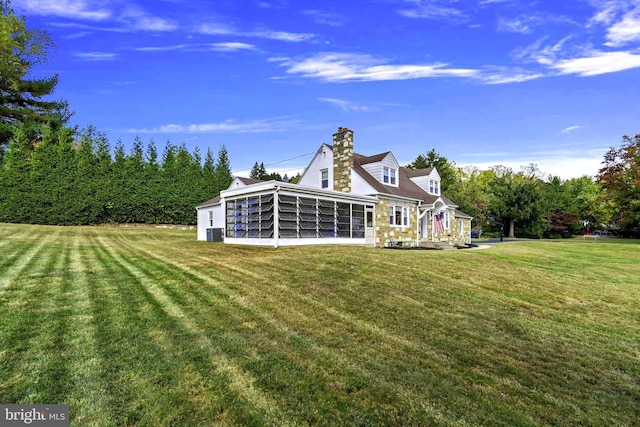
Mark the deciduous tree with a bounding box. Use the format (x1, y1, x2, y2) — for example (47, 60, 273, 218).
(597, 134, 640, 235)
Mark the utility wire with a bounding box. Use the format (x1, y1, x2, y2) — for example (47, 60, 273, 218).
(234, 151, 315, 173)
(264, 152, 315, 166)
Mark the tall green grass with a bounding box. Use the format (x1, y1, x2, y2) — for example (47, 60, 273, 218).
(1, 224, 638, 426)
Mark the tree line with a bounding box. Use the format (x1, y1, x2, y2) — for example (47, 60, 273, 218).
(1, 1, 233, 225)
(0, 124, 233, 225)
(406, 143, 638, 238)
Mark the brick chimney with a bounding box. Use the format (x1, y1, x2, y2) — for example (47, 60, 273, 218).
(332, 127, 354, 193)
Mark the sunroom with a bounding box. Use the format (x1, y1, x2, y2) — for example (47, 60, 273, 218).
(206, 181, 377, 247)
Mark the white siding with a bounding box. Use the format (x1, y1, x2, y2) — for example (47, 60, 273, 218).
(361, 162, 383, 182)
(196, 204, 224, 241)
(228, 177, 249, 189)
(410, 175, 430, 192)
(197, 208, 209, 241)
(361, 153, 400, 187)
(351, 170, 377, 195)
(410, 168, 441, 195)
(298, 144, 334, 190)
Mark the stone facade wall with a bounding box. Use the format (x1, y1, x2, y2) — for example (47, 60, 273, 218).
(375, 197, 418, 247)
(427, 211, 472, 245)
(332, 128, 354, 193)
(453, 217, 472, 245)
(419, 210, 472, 246)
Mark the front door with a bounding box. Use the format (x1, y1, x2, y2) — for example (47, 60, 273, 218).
(365, 207, 375, 246)
(421, 213, 428, 240)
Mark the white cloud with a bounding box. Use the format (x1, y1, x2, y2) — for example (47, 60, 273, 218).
(210, 42, 256, 52)
(129, 16, 177, 32)
(512, 36, 640, 77)
(479, 70, 545, 84)
(15, 0, 110, 20)
(196, 23, 236, 35)
(16, 1, 178, 32)
(301, 10, 346, 27)
(497, 15, 542, 34)
(196, 22, 313, 42)
(552, 50, 640, 76)
(318, 98, 371, 112)
(587, 1, 640, 46)
(250, 30, 314, 42)
(398, 0, 468, 21)
(272, 52, 478, 82)
(513, 36, 573, 65)
(135, 42, 255, 52)
(74, 52, 117, 61)
(128, 117, 302, 134)
(66, 31, 91, 39)
(604, 9, 640, 46)
(561, 125, 583, 133)
(118, 5, 177, 32)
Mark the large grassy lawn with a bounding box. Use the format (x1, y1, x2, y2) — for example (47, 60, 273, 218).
(0, 224, 638, 426)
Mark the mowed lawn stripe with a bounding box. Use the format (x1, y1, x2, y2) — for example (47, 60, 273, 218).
(129, 237, 527, 423)
(112, 233, 519, 424)
(0, 224, 40, 255)
(85, 235, 244, 426)
(0, 227, 62, 292)
(0, 228, 67, 403)
(143, 236, 640, 425)
(104, 231, 452, 425)
(2, 226, 639, 426)
(62, 231, 114, 426)
(93, 233, 293, 426)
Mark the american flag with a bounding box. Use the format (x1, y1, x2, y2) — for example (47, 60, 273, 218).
(433, 212, 445, 234)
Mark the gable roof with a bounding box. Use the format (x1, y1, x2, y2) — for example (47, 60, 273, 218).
(197, 195, 221, 208)
(454, 209, 473, 219)
(352, 153, 456, 206)
(358, 151, 392, 165)
(237, 177, 264, 185)
(404, 167, 434, 178)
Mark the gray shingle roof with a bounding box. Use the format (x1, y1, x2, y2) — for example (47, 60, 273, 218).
(237, 177, 264, 185)
(196, 195, 221, 208)
(352, 153, 457, 207)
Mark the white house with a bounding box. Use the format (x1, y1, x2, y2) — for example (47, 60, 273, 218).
(196, 127, 472, 248)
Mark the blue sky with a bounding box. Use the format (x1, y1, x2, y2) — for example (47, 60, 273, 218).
(13, 0, 640, 179)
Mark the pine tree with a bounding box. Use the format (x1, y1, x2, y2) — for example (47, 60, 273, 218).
(215, 145, 233, 192)
(0, 123, 35, 222)
(202, 147, 217, 197)
(0, 0, 71, 155)
(76, 125, 99, 224)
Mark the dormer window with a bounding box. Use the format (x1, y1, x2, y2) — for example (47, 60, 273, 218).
(429, 179, 440, 195)
(383, 167, 397, 185)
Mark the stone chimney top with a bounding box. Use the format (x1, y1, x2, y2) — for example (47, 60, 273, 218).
(332, 127, 354, 193)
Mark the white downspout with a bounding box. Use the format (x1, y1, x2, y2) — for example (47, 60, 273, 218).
(416, 202, 421, 247)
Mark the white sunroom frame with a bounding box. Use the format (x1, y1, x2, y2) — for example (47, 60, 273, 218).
(213, 181, 377, 248)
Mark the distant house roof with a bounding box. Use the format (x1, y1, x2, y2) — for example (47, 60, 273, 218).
(197, 176, 262, 208)
(454, 209, 473, 219)
(196, 195, 221, 208)
(237, 177, 264, 185)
